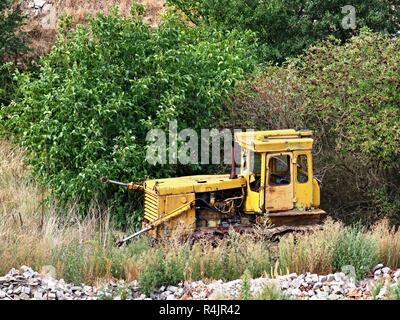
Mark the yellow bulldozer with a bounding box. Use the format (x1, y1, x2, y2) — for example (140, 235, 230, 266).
(102, 129, 326, 245)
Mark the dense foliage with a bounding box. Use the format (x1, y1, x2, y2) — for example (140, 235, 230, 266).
(228, 29, 400, 223)
(0, 0, 27, 105)
(168, 0, 400, 62)
(1, 8, 256, 225)
(2, 2, 399, 227)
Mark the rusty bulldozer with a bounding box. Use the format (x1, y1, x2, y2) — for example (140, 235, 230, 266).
(102, 130, 327, 246)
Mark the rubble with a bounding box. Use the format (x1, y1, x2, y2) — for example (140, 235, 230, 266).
(1, 265, 400, 300)
(153, 268, 400, 300)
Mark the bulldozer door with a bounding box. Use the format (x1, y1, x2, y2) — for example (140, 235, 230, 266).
(265, 153, 294, 211)
(293, 151, 313, 209)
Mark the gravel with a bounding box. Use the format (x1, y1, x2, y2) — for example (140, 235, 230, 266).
(1, 265, 400, 300)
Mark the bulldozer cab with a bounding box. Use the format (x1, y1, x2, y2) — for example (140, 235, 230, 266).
(235, 130, 317, 214)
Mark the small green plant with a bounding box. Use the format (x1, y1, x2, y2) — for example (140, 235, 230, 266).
(387, 280, 400, 300)
(138, 250, 167, 296)
(240, 269, 252, 300)
(331, 225, 379, 279)
(96, 286, 114, 300)
(370, 279, 384, 300)
(58, 242, 85, 284)
(254, 281, 290, 300)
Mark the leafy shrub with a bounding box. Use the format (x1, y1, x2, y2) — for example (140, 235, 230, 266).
(138, 248, 187, 295)
(370, 279, 384, 300)
(254, 281, 290, 300)
(0, 0, 27, 106)
(168, 0, 400, 63)
(240, 269, 252, 300)
(58, 241, 86, 284)
(387, 281, 400, 300)
(331, 225, 379, 279)
(1, 7, 256, 226)
(227, 30, 400, 223)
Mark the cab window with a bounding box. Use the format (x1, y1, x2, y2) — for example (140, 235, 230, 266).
(268, 155, 291, 186)
(249, 152, 262, 191)
(296, 155, 309, 183)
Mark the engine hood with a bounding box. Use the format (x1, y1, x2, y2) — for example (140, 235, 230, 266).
(144, 174, 246, 195)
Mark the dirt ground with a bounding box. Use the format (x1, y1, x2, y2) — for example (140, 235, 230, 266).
(16, 0, 165, 60)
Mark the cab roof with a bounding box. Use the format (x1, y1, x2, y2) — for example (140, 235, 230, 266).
(235, 129, 314, 153)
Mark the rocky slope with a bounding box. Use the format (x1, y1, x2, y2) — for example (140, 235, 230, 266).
(18, 0, 165, 60)
(1, 265, 399, 300)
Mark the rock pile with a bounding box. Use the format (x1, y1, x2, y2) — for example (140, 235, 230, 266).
(1, 265, 400, 300)
(0, 266, 96, 300)
(154, 266, 400, 300)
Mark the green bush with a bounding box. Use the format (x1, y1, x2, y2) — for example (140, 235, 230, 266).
(168, 0, 400, 63)
(240, 269, 252, 300)
(227, 30, 400, 223)
(254, 282, 290, 300)
(1, 7, 256, 226)
(58, 241, 86, 284)
(138, 248, 187, 295)
(0, 0, 27, 106)
(331, 226, 379, 279)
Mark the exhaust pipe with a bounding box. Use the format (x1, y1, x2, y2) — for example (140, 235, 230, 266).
(229, 141, 237, 179)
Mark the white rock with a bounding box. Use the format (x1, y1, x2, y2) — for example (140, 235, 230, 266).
(166, 285, 178, 293)
(14, 286, 22, 294)
(293, 278, 304, 288)
(280, 281, 289, 290)
(20, 293, 30, 300)
(291, 288, 302, 296)
(34, 0, 46, 8)
(313, 282, 323, 290)
(47, 292, 56, 299)
(382, 267, 391, 274)
(322, 285, 331, 293)
(327, 274, 335, 282)
(56, 291, 65, 300)
(372, 264, 384, 273)
(0, 290, 6, 298)
(334, 273, 346, 282)
(374, 270, 382, 277)
(328, 293, 340, 300)
(331, 285, 343, 295)
(309, 274, 319, 283)
(22, 287, 31, 295)
(176, 288, 184, 297)
(336, 280, 345, 287)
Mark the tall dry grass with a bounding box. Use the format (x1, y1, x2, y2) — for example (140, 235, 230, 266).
(0, 140, 125, 283)
(1, 139, 400, 292)
(278, 219, 343, 275)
